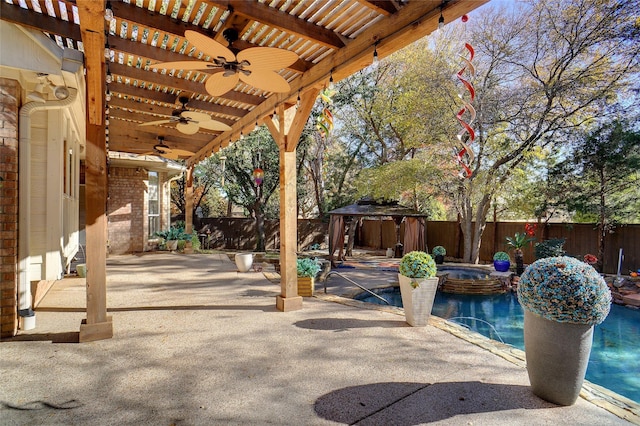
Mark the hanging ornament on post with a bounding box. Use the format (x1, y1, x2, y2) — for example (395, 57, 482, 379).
(452, 14, 476, 179)
(253, 167, 264, 186)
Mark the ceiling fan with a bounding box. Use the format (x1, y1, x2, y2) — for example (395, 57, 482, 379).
(138, 96, 232, 135)
(152, 29, 299, 96)
(142, 137, 195, 160)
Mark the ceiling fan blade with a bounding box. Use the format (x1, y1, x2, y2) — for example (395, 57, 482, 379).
(139, 119, 173, 127)
(205, 73, 239, 96)
(198, 120, 232, 132)
(239, 47, 298, 71)
(162, 151, 181, 160)
(171, 149, 196, 156)
(176, 122, 200, 135)
(185, 30, 235, 62)
(240, 70, 291, 93)
(181, 111, 213, 122)
(152, 61, 214, 71)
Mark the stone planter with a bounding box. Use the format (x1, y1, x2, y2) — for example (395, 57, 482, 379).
(166, 240, 178, 251)
(235, 253, 254, 272)
(434, 254, 444, 265)
(523, 310, 594, 405)
(398, 275, 439, 326)
(297, 276, 315, 297)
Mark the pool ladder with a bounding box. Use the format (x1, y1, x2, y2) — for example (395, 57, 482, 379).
(322, 271, 391, 305)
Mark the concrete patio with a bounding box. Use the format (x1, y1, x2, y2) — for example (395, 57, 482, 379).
(1, 252, 638, 425)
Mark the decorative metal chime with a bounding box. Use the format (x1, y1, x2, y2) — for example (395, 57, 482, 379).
(453, 14, 476, 179)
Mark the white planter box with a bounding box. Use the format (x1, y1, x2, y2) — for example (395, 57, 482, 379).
(398, 275, 439, 326)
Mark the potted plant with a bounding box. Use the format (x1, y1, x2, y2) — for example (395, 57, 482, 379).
(432, 246, 446, 265)
(492, 251, 511, 272)
(398, 251, 439, 326)
(506, 232, 535, 275)
(297, 258, 321, 297)
(154, 226, 191, 251)
(517, 256, 611, 405)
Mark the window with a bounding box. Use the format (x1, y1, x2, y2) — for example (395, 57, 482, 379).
(148, 171, 160, 237)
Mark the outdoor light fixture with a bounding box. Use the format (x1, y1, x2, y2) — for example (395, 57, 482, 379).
(106, 68, 113, 84)
(329, 70, 335, 89)
(438, 12, 445, 29)
(296, 91, 301, 108)
(373, 43, 379, 63)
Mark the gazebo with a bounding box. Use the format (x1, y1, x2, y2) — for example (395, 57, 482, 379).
(328, 200, 428, 265)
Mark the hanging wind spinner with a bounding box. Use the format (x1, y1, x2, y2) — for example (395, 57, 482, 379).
(317, 87, 336, 139)
(453, 15, 476, 178)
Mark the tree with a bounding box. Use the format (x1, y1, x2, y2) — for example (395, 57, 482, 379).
(559, 120, 640, 270)
(435, 0, 640, 263)
(170, 155, 226, 221)
(220, 127, 280, 251)
(220, 125, 311, 250)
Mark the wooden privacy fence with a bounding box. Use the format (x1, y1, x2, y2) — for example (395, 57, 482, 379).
(359, 220, 639, 275)
(195, 217, 638, 274)
(197, 218, 327, 252)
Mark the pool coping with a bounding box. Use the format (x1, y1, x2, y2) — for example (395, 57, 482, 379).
(314, 291, 640, 425)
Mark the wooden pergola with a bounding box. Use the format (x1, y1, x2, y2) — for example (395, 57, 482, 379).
(1, 0, 488, 341)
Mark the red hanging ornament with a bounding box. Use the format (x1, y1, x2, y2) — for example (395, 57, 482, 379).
(252, 167, 264, 186)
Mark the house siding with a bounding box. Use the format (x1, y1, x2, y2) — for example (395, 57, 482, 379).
(107, 167, 171, 255)
(0, 78, 19, 338)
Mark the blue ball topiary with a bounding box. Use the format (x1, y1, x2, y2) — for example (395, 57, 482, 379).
(517, 256, 611, 325)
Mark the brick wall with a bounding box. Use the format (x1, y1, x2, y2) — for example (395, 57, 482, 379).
(0, 78, 19, 338)
(107, 167, 147, 254)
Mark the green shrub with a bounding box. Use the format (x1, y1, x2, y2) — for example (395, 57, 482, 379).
(177, 240, 186, 251)
(154, 225, 191, 241)
(191, 233, 201, 251)
(399, 251, 437, 279)
(432, 246, 446, 256)
(493, 251, 510, 261)
(535, 238, 565, 259)
(297, 258, 321, 278)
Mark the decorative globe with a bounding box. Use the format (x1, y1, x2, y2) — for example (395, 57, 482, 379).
(399, 251, 437, 279)
(517, 256, 611, 325)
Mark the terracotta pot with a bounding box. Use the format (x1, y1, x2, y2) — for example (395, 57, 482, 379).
(398, 275, 439, 326)
(523, 310, 593, 405)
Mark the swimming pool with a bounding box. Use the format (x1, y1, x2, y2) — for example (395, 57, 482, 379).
(356, 288, 640, 403)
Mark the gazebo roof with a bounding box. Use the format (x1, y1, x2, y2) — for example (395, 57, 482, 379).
(328, 200, 426, 218)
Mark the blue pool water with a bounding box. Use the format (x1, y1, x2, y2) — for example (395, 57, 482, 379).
(356, 289, 640, 403)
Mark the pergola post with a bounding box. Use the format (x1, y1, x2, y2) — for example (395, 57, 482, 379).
(77, 0, 112, 341)
(185, 165, 194, 235)
(80, 123, 113, 342)
(265, 89, 319, 311)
